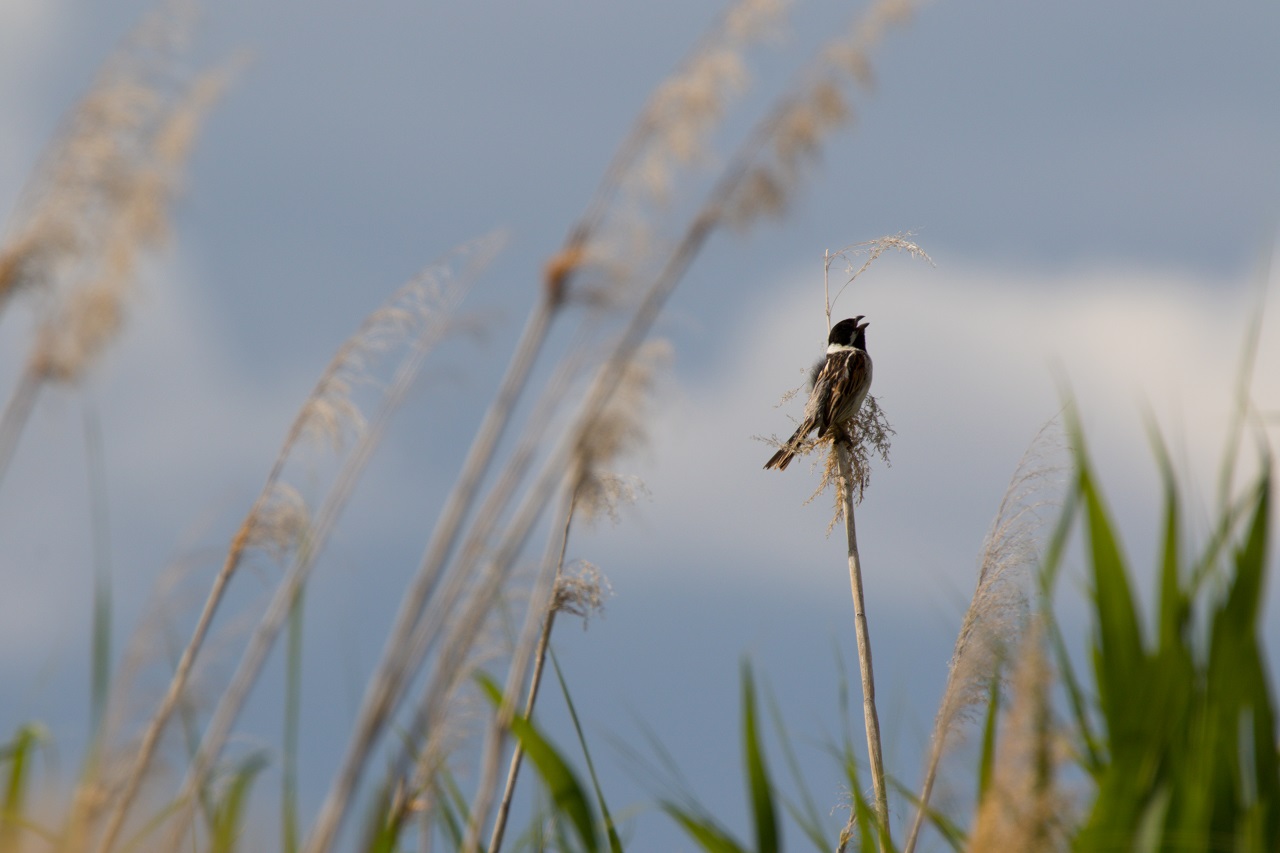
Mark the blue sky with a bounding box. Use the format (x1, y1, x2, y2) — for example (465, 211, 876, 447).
(2, 0, 1279, 850)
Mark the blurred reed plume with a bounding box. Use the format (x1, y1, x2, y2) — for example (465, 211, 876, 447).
(87, 234, 501, 853)
(0, 0, 928, 850)
(964, 617, 1069, 853)
(0, 0, 237, 484)
(903, 421, 1063, 853)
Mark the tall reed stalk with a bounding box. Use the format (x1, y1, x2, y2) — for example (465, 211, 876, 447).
(835, 444, 889, 852)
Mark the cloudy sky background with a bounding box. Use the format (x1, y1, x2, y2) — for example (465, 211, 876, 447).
(2, 0, 1279, 849)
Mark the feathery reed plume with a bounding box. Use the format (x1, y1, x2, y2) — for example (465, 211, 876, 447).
(0, 1, 236, 484)
(823, 235, 932, 326)
(902, 421, 1063, 853)
(483, 343, 659, 853)
(86, 236, 496, 853)
(965, 617, 1067, 853)
(721, 0, 916, 231)
(98, 236, 498, 853)
(808, 394, 894, 528)
(560, 0, 790, 306)
(310, 1, 919, 847)
(300, 3, 794, 844)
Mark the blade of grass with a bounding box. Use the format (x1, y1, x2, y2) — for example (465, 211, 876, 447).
(661, 804, 749, 853)
(763, 685, 828, 852)
(976, 673, 999, 802)
(550, 649, 624, 853)
(1, 724, 45, 848)
(84, 401, 113, 744)
(283, 586, 305, 853)
(740, 663, 779, 853)
(210, 751, 270, 853)
(477, 674, 599, 853)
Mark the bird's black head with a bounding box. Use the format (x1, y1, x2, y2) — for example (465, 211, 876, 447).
(829, 316, 870, 349)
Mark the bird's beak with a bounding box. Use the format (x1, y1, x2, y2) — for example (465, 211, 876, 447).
(852, 314, 865, 325)
(857, 319, 870, 330)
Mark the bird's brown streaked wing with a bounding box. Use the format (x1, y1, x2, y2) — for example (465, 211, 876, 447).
(822, 349, 870, 434)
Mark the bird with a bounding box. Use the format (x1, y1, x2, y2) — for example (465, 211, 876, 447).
(764, 316, 873, 471)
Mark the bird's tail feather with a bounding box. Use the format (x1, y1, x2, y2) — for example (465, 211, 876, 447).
(763, 445, 795, 471)
(763, 422, 810, 471)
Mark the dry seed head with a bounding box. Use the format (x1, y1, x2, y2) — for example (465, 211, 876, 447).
(1, 13, 232, 386)
(29, 283, 124, 381)
(795, 393, 893, 527)
(551, 561, 612, 627)
(577, 472, 650, 527)
(937, 425, 1063, 737)
(292, 264, 461, 453)
(576, 338, 670, 493)
(612, 0, 783, 208)
(722, 0, 919, 234)
(724, 0, 791, 40)
(726, 166, 789, 227)
(0, 8, 204, 302)
(244, 482, 310, 564)
(772, 100, 825, 173)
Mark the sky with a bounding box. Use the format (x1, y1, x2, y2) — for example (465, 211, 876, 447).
(2, 0, 1279, 850)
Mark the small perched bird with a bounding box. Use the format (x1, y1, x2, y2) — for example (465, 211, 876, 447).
(764, 316, 873, 471)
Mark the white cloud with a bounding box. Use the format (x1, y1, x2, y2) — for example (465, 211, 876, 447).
(589, 257, 1280, 616)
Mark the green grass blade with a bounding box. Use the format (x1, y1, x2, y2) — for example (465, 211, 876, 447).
(436, 769, 469, 849)
(477, 673, 599, 853)
(763, 685, 827, 851)
(1, 724, 45, 847)
(360, 780, 400, 853)
(890, 779, 964, 852)
(283, 587, 304, 853)
(1146, 423, 1188, 651)
(1079, 465, 1145, 728)
(1036, 482, 1105, 772)
(551, 649, 624, 853)
(210, 751, 270, 853)
(661, 802, 749, 853)
(84, 403, 113, 742)
(977, 673, 999, 801)
(740, 663, 778, 853)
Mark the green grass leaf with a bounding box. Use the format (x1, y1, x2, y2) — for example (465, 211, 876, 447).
(661, 802, 749, 853)
(477, 672, 599, 853)
(210, 751, 270, 853)
(551, 649, 624, 853)
(740, 663, 778, 853)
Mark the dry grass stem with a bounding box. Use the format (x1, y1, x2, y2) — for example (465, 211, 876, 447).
(479, 480, 582, 853)
(332, 15, 927, 814)
(88, 237, 493, 853)
(110, 241, 492, 853)
(301, 302, 578, 853)
(835, 443, 890, 852)
(824, 234, 932, 325)
(482, 344, 656, 852)
(902, 422, 1064, 853)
